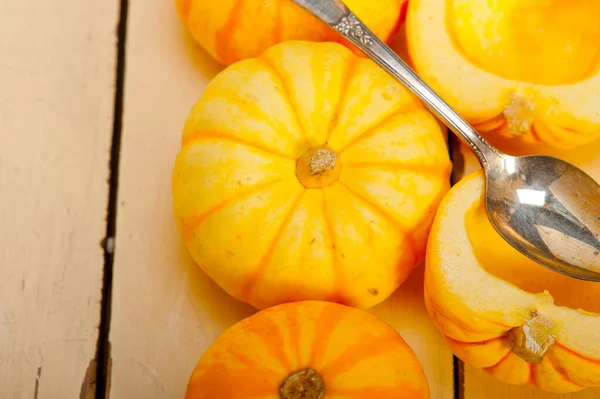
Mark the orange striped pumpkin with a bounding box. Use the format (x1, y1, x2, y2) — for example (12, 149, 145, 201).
(174, 0, 407, 65)
(171, 41, 452, 310)
(185, 301, 430, 399)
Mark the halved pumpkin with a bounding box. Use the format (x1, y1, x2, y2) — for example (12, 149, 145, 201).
(406, 0, 600, 150)
(424, 170, 600, 393)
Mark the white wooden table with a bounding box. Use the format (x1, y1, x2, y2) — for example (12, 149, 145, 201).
(1, 1, 598, 398)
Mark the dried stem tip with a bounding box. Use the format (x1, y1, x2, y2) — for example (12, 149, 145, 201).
(296, 145, 340, 188)
(280, 368, 325, 399)
(504, 93, 535, 136)
(508, 311, 555, 364)
(309, 149, 337, 175)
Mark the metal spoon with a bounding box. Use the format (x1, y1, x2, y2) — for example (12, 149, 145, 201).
(293, 0, 600, 280)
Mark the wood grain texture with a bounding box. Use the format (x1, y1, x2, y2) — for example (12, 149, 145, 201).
(108, 2, 454, 398)
(457, 138, 600, 399)
(0, 0, 120, 397)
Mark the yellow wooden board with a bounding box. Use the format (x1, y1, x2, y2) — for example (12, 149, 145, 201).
(0, 0, 119, 397)
(108, 1, 454, 398)
(457, 138, 600, 399)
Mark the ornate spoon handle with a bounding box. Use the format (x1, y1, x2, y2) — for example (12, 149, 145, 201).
(293, 0, 502, 167)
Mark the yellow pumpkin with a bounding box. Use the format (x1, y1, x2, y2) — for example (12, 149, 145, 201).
(171, 41, 452, 310)
(175, 0, 407, 65)
(185, 300, 430, 398)
(424, 169, 600, 393)
(406, 0, 600, 150)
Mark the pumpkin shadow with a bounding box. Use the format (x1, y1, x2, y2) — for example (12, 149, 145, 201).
(178, 238, 255, 331)
(369, 264, 432, 331)
(369, 265, 456, 397)
(177, 24, 224, 80)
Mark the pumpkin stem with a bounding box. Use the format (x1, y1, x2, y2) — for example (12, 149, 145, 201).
(296, 145, 340, 188)
(503, 93, 535, 137)
(309, 148, 337, 175)
(280, 368, 325, 399)
(508, 311, 555, 364)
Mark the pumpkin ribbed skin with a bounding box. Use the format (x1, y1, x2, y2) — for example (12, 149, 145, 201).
(171, 41, 451, 310)
(425, 171, 600, 393)
(174, 0, 406, 65)
(406, 0, 600, 150)
(184, 300, 430, 399)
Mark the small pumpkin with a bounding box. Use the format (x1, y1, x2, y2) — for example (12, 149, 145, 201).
(424, 170, 600, 393)
(174, 0, 407, 65)
(171, 41, 451, 310)
(406, 0, 600, 150)
(184, 300, 430, 399)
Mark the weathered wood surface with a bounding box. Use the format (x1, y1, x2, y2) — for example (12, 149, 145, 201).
(0, 0, 120, 397)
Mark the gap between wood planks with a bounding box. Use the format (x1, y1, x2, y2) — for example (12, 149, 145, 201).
(94, 0, 129, 398)
(449, 131, 466, 399)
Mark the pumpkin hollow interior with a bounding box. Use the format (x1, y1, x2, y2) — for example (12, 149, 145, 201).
(446, 0, 600, 86)
(465, 199, 600, 313)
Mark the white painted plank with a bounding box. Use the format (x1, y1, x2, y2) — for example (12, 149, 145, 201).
(0, 1, 120, 397)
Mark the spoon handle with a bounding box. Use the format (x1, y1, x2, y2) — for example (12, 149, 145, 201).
(293, 0, 502, 167)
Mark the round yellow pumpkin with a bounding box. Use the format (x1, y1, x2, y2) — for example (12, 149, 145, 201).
(406, 0, 600, 150)
(171, 41, 452, 310)
(425, 170, 600, 393)
(174, 0, 407, 65)
(184, 300, 430, 399)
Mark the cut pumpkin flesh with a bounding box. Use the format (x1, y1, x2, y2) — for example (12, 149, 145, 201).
(406, 0, 600, 150)
(425, 171, 600, 393)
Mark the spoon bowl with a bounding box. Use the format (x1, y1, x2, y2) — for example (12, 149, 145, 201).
(487, 154, 600, 280)
(293, 0, 600, 280)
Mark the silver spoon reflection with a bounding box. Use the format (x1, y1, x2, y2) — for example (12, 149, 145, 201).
(293, 0, 600, 280)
